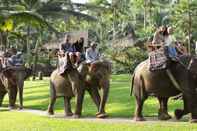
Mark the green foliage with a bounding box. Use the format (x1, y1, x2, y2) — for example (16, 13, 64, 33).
(110, 47, 148, 74)
(1, 0, 197, 72)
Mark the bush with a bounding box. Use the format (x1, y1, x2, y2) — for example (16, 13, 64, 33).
(109, 47, 148, 74)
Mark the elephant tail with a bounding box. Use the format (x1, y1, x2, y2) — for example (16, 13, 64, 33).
(130, 72, 135, 96)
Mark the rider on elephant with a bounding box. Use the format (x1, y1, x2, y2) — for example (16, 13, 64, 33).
(60, 35, 81, 66)
(152, 26, 178, 60)
(151, 26, 166, 48)
(85, 42, 100, 73)
(7, 51, 23, 66)
(163, 26, 178, 60)
(85, 42, 100, 64)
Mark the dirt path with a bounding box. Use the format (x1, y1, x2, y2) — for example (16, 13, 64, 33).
(5, 108, 189, 124)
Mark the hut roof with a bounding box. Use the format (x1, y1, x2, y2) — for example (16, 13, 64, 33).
(111, 36, 135, 49)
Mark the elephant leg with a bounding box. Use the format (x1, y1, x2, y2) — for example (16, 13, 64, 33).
(97, 80, 109, 118)
(157, 97, 171, 120)
(86, 87, 101, 112)
(47, 82, 56, 115)
(8, 85, 17, 110)
(47, 96, 56, 115)
(133, 94, 146, 121)
(64, 96, 73, 116)
(0, 91, 7, 107)
(175, 95, 189, 120)
(67, 71, 85, 118)
(73, 88, 85, 118)
(18, 81, 24, 110)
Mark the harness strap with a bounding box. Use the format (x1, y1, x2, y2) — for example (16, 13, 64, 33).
(166, 69, 183, 91)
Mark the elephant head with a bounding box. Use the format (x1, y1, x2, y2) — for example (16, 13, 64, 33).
(77, 60, 112, 118)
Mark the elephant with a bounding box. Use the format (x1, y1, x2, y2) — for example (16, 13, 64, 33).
(77, 60, 112, 118)
(47, 67, 86, 118)
(131, 55, 197, 122)
(47, 59, 112, 118)
(47, 52, 100, 118)
(0, 66, 32, 109)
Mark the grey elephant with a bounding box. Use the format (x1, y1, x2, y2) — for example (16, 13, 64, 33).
(77, 60, 112, 118)
(0, 66, 31, 109)
(47, 59, 112, 118)
(47, 53, 95, 118)
(131, 55, 197, 122)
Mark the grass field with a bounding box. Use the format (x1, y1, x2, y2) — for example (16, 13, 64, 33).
(1, 74, 197, 131)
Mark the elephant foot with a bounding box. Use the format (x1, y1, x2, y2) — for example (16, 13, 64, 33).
(47, 109, 54, 115)
(96, 113, 108, 119)
(8, 106, 16, 110)
(175, 109, 184, 120)
(96, 112, 100, 116)
(18, 106, 23, 110)
(96, 111, 106, 116)
(133, 116, 146, 121)
(72, 114, 81, 118)
(158, 113, 172, 120)
(65, 112, 73, 117)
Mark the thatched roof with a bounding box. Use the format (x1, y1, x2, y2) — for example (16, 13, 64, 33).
(111, 36, 135, 49)
(43, 31, 88, 50)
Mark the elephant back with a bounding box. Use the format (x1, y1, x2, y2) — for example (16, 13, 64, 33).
(50, 69, 74, 97)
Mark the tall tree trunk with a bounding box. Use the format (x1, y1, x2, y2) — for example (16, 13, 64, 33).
(148, 0, 152, 25)
(32, 38, 39, 81)
(113, 7, 116, 41)
(26, 26, 31, 65)
(144, 0, 147, 30)
(187, 0, 191, 54)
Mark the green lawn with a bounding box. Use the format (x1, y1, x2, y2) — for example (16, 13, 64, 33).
(0, 74, 196, 131)
(0, 111, 197, 131)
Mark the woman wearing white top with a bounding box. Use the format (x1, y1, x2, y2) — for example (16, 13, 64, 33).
(164, 27, 177, 59)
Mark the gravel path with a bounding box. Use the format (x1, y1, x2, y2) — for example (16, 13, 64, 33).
(1, 108, 189, 124)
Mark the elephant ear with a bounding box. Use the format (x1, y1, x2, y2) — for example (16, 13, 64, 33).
(2, 68, 15, 78)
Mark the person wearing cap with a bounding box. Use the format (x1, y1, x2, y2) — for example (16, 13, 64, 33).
(85, 42, 100, 63)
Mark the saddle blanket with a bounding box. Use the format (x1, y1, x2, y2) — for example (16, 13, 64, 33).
(149, 48, 168, 71)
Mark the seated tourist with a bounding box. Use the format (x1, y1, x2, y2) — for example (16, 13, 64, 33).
(60, 35, 80, 66)
(85, 42, 100, 64)
(151, 26, 166, 48)
(163, 26, 178, 60)
(7, 51, 23, 66)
